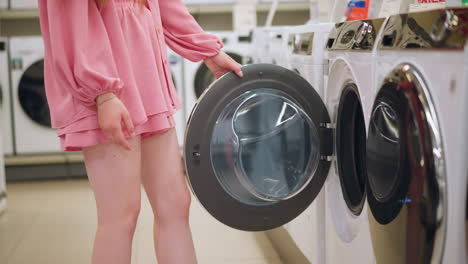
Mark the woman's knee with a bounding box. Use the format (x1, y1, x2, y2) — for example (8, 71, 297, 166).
(98, 197, 141, 234)
(155, 182, 192, 222)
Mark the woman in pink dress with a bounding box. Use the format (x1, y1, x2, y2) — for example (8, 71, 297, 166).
(38, 0, 243, 263)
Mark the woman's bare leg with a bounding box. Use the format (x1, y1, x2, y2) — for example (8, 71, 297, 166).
(141, 129, 197, 264)
(83, 136, 142, 264)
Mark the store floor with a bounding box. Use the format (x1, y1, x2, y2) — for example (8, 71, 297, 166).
(0, 179, 284, 264)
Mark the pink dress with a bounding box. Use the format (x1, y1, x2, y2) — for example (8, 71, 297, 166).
(37, 0, 223, 151)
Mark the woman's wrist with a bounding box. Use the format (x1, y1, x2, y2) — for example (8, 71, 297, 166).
(204, 51, 221, 63)
(96, 92, 116, 106)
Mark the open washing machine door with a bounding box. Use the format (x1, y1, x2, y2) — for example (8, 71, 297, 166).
(366, 64, 446, 264)
(184, 63, 333, 231)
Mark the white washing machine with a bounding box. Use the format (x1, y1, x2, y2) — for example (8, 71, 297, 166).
(10, 36, 61, 154)
(287, 23, 333, 96)
(183, 62, 333, 240)
(323, 18, 386, 264)
(250, 27, 271, 64)
(183, 31, 251, 121)
(0, 38, 13, 156)
(167, 47, 186, 147)
(181, 61, 399, 263)
(251, 26, 294, 67)
(263, 26, 292, 67)
(279, 22, 333, 264)
(10, 0, 37, 9)
(367, 8, 468, 264)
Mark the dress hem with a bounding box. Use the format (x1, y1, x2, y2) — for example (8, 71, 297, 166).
(59, 112, 177, 152)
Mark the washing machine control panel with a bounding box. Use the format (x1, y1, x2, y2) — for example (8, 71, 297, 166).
(379, 8, 468, 50)
(327, 19, 386, 52)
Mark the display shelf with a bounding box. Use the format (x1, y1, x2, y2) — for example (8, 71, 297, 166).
(5, 152, 85, 166)
(0, 3, 308, 19)
(0, 9, 38, 19)
(3, 148, 185, 166)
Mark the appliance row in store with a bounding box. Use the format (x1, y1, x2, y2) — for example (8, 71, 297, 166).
(182, 8, 467, 264)
(0, 6, 466, 264)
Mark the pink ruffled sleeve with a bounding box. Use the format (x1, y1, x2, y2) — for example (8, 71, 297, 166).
(157, 0, 224, 62)
(38, 0, 123, 107)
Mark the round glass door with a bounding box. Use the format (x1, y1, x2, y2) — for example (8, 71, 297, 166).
(366, 64, 446, 264)
(185, 64, 332, 231)
(18, 59, 51, 127)
(211, 88, 320, 206)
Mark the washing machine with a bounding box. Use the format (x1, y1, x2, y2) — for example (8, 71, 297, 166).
(10, 36, 61, 154)
(287, 23, 334, 96)
(10, 0, 37, 9)
(275, 22, 333, 264)
(167, 47, 186, 147)
(0, 38, 13, 156)
(183, 31, 251, 121)
(250, 27, 270, 64)
(251, 26, 291, 67)
(181, 53, 401, 263)
(367, 8, 468, 263)
(263, 26, 291, 67)
(184, 63, 332, 237)
(323, 18, 386, 264)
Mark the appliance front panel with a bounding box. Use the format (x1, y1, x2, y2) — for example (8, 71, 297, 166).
(10, 37, 61, 154)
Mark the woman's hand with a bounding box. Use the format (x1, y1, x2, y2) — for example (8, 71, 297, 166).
(96, 93, 135, 151)
(204, 51, 243, 79)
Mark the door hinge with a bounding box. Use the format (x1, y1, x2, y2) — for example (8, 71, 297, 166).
(319, 123, 334, 160)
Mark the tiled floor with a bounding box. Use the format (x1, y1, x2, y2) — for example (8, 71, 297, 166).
(0, 179, 284, 264)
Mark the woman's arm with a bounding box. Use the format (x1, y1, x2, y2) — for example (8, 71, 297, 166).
(156, 0, 242, 77)
(157, 0, 224, 62)
(38, 0, 124, 107)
